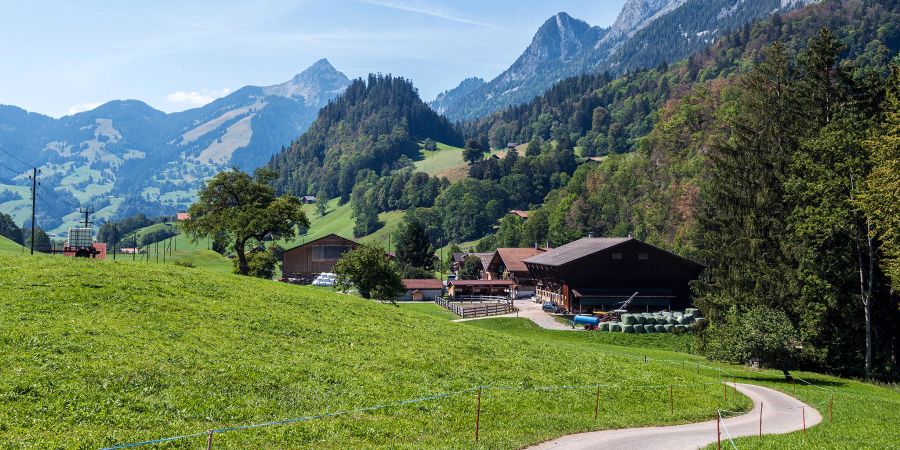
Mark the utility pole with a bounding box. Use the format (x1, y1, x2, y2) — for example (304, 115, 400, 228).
(79, 207, 94, 227)
(29, 167, 38, 255)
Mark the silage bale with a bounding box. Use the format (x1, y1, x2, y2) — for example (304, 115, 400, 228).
(673, 311, 683, 318)
(598, 322, 609, 331)
(682, 314, 695, 324)
(685, 308, 698, 316)
(635, 315, 646, 325)
(674, 325, 687, 332)
(621, 314, 635, 325)
(610, 323, 622, 332)
(667, 316, 678, 325)
(634, 324, 646, 333)
(623, 325, 635, 333)
(655, 324, 667, 333)
(663, 324, 674, 332)
(644, 324, 657, 333)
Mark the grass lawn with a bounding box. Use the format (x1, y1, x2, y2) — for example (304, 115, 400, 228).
(1, 254, 753, 449)
(0, 235, 25, 255)
(462, 318, 900, 449)
(396, 302, 458, 321)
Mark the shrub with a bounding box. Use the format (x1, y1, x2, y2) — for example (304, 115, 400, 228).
(705, 306, 798, 370)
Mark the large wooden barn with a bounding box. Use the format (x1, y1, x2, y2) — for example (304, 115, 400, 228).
(523, 237, 704, 313)
(282, 234, 360, 279)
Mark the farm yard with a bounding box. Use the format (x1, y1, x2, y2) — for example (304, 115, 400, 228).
(0, 254, 898, 449)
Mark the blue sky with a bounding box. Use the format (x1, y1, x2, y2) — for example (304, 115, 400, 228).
(0, 0, 626, 117)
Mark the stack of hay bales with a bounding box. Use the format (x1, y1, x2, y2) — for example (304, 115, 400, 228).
(595, 309, 705, 333)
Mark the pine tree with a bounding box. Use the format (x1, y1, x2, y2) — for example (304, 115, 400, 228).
(394, 218, 434, 271)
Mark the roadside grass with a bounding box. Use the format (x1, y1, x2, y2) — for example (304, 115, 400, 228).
(397, 302, 458, 321)
(1, 254, 750, 449)
(462, 318, 900, 449)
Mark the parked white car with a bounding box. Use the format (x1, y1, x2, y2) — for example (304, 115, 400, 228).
(312, 273, 337, 287)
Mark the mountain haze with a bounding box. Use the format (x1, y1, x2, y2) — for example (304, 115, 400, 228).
(432, 0, 821, 121)
(0, 60, 350, 232)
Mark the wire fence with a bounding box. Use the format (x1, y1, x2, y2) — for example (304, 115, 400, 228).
(99, 375, 835, 450)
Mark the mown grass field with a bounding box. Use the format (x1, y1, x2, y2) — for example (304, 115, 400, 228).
(0, 254, 754, 449)
(463, 318, 900, 449)
(109, 222, 232, 273)
(0, 235, 24, 255)
(280, 199, 404, 251)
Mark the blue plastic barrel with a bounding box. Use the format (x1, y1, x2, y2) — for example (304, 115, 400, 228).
(573, 315, 600, 326)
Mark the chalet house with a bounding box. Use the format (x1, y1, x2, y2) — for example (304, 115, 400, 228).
(447, 279, 514, 298)
(282, 234, 359, 278)
(451, 252, 494, 278)
(401, 279, 444, 301)
(485, 248, 545, 298)
(301, 195, 318, 204)
(176, 212, 191, 221)
(523, 237, 705, 313)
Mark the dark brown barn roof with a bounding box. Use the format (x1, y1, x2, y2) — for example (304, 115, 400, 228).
(523, 237, 633, 267)
(448, 279, 515, 287)
(403, 279, 444, 290)
(489, 248, 545, 273)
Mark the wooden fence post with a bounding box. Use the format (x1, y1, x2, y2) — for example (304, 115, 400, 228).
(717, 412, 721, 450)
(475, 387, 482, 443)
(829, 394, 833, 423)
(206, 429, 214, 450)
(723, 382, 728, 402)
(593, 386, 600, 420)
(759, 402, 763, 436)
(802, 406, 807, 436)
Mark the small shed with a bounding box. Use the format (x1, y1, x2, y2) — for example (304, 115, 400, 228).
(447, 279, 514, 298)
(301, 195, 318, 204)
(282, 234, 360, 278)
(176, 212, 191, 221)
(401, 279, 444, 301)
(508, 210, 530, 219)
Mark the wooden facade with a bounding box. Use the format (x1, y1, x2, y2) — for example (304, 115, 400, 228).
(282, 234, 360, 278)
(485, 248, 545, 297)
(524, 237, 704, 313)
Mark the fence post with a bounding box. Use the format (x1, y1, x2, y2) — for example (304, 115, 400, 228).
(829, 394, 833, 423)
(716, 411, 721, 450)
(723, 382, 728, 402)
(593, 385, 600, 420)
(802, 406, 806, 436)
(759, 402, 763, 436)
(697, 364, 700, 375)
(668, 385, 673, 414)
(732, 378, 737, 392)
(206, 429, 214, 450)
(475, 386, 482, 443)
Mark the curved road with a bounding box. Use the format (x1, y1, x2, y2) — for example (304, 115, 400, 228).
(526, 383, 822, 450)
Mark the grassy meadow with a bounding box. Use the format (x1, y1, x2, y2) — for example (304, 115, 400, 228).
(1, 254, 752, 449)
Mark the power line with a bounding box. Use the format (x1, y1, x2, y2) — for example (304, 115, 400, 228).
(0, 145, 34, 171)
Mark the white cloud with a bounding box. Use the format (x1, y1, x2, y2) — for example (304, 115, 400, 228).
(166, 87, 233, 107)
(355, 0, 503, 29)
(67, 101, 103, 116)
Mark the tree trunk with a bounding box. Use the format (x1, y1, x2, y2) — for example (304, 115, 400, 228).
(235, 239, 249, 275)
(864, 296, 872, 379)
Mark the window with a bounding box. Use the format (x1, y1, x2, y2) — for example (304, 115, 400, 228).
(638, 253, 649, 260)
(611, 253, 623, 260)
(313, 245, 351, 261)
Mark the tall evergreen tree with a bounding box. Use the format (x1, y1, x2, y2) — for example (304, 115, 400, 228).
(394, 218, 434, 271)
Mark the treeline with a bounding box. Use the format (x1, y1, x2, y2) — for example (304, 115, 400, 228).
(271, 74, 464, 202)
(97, 214, 172, 246)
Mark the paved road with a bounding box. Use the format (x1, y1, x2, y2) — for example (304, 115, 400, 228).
(453, 299, 575, 331)
(525, 383, 821, 450)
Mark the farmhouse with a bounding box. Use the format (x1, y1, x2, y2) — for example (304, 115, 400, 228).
(447, 279, 514, 298)
(485, 247, 545, 297)
(282, 234, 359, 278)
(176, 212, 191, 221)
(450, 252, 494, 277)
(401, 279, 444, 301)
(524, 237, 704, 313)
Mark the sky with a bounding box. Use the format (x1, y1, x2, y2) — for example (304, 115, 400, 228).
(0, 0, 626, 117)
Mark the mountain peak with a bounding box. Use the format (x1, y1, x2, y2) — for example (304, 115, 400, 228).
(604, 0, 687, 43)
(262, 59, 351, 107)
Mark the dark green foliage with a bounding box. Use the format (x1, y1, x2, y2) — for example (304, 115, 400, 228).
(705, 306, 799, 370)
(316, 192, 328, 217)
(271, 75, 463, 200)
(0, 212, 22, 244)
(24, 227, 51, 252)
(97, 214, 169, 246)
(398, 264, 435, 280)
(183, 168, 309, 276)
(334, 244, 405, 300)
(458, 255, 482, 280)
(422, 138, 437, 151)
(234, 248, 278, 279)
(394, 218, 434, 271)
(462, 139, 486, 164)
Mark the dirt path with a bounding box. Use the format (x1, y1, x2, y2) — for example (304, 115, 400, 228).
(525, 383, 821, 450)
(453, 299, 575, 331)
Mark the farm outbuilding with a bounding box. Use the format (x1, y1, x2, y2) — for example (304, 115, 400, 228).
(485, 247, 546, 298)
(447, 279, 514, 298)
(524, 237, 705, 313)
(282, 234, 359, 278)
(400, 279, 444, 301)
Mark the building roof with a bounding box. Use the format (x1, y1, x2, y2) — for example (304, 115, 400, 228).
(302, 195, 317, 201)
(448, 279, 515, 287)
(509, 210, 529, 219)
(403, 279, 444, 290)
(523, 237, 633, 267)
(452, 252, 468, 263)
(489, 248, 545, 273)
(475, 252, 494, 269)
(284, 233, 360, 253)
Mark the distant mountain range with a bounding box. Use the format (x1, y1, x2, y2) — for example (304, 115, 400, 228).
(0, 59, 349, 232)
(431, 0, 819, 121)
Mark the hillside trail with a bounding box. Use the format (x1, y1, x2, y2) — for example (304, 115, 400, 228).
(452, 299, 575, 331)
(525, 383, 822, 450)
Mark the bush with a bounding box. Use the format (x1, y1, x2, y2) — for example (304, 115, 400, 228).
(174, 261, 196, 268)
(233, 249, 278, 279)
(705, 306, 798, 370)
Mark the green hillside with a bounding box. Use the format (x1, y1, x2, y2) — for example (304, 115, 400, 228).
(1, 254, 748, 449)
(0, 235, 24, 254)
(281, 200, 405, 251)
(413, 142, 467, 175)
(110, 222, 232, 272)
